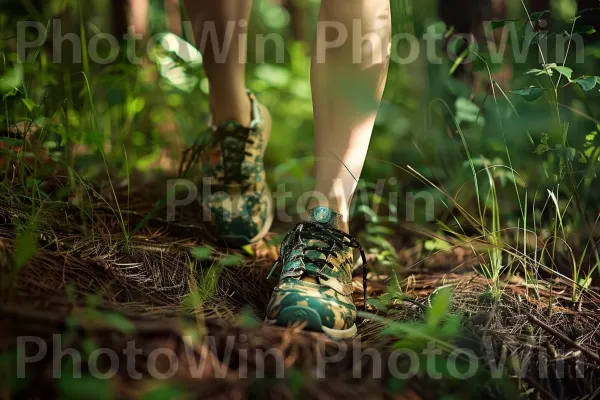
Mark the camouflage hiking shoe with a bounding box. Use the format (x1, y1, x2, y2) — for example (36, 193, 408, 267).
(201, 91, 273, 246)
(265, 207, 368, 339)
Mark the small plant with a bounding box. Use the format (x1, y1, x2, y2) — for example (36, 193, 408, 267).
(185, 246, 244, 312)
(361, 287, 460, 352)
(439, 4, 600, 304)
(353, 186, 401, 268)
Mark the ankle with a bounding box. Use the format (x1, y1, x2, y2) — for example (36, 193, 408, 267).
(209, 90, 252, 127)
(307, 197, 350, 233)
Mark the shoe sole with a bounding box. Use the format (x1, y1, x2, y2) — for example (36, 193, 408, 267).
(265, 305, 357, 339)
(218, 185, 274, 247)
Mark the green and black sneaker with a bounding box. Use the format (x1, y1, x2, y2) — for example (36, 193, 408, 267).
(265, 207, 368, 339)
(200, 91, 274, 247)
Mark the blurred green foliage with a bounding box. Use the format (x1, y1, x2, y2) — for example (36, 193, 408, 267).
(0, 0, 599, 234)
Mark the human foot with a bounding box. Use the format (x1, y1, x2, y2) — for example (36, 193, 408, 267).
(201, 91, 273, 247)
(265, 207, 367, 339)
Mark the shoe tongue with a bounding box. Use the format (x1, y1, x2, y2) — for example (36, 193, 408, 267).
(301, 208, 348, 283)
(307, 207, 344, 230)
(215, 120, 245, 133)
(214, 120, 249, 149)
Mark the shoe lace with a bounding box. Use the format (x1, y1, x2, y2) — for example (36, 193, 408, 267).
(267, 221, 369, 310)
(213, 125, 255, 184)
(178, 125, 256, 182)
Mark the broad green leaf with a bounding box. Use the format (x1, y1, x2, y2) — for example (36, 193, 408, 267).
(526, 63, 555, 76)
(126, 97, 145, 117)
(241, 244, 255, 257)
(0, 65, 24, 94)
(511, 86, 544, 101)
(525, 68, 548, 76)
(43, 140, 58, 149)
(191, 246, 213, 260)
(585, 131, 598, 143)
(218, 254, 244, 266)
(440, 315, 461, 337)
(550, 65, 573, 80)
(424, 238, 452, 251)
(427, 287, 453, 328)
(556, 145, 577, 161)
(455, 97, 484, 125)
(377, 318, 420, 336)
(573, 76, 598, 91)
(575, 25, 596, 35)
(21, 98, 35, 112)
(365, 224, 395, 235)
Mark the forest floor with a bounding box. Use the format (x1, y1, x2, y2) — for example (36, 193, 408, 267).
(2, 173, 600, 399)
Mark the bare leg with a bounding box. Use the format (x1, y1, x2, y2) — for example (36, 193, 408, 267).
(166, 0, 183, 36)
(128, 0, 150, 36)
(311, 0, 391, 231)
(126, 0, 182, 37)
(183, 0, 253, 126)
